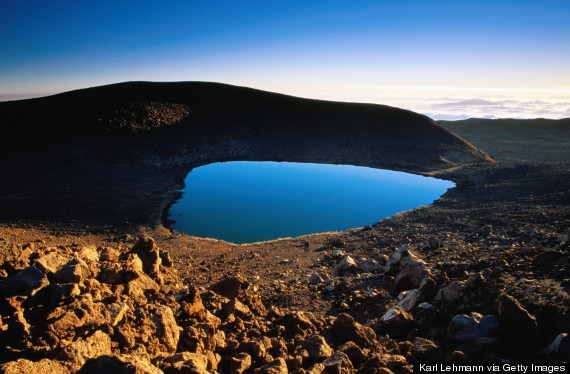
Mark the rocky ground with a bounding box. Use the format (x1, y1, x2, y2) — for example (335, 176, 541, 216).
(0, 83, 568, 372)
(0, 161, 569, 373)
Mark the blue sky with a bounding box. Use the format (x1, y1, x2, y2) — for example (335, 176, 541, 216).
(1, 0, 569, 118)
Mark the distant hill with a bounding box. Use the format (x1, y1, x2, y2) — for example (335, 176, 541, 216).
(0, 81, 496, 225)
(0, 81, 493, 171)
(440, 118, 570, 163)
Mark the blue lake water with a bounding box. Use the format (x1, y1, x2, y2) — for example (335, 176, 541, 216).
(169, 161, 454, 244)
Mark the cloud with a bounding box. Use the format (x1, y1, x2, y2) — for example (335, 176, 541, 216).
(393, 98, 570, 120)
(431, 99, 501, 108)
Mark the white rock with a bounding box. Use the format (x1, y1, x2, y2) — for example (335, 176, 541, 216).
(397, 289, 420, 311)
(331, 256, 358, 277)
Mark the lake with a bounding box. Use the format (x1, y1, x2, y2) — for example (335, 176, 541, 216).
(169, 161, 454, 244)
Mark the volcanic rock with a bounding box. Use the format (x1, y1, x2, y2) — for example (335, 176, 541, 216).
(77, 354, 163, 374)
(229, 352, 252, 374)
(0, 358, 69, 374)
(210, 276, 251, 300)
(322, 351, 353, 374)
(0, 265, 49, 297)
(253, 358, 288, 374)
(60, 330, 112, 370)
(446, 313, 500, 345)
(497, 294, 539, 341)
(331, 313, 376, 346)
(302, 335, 333, 362)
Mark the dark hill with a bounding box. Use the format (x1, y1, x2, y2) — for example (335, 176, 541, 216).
(1, 81, 492, 168)
(0, 81, 494, 227)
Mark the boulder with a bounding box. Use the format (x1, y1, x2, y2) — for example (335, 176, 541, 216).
(410, 337, 440, 362)
(386, 245, 430, 290)
(253, 358, 288, 374)
(222, 299, 253, 320)
(210, 276, 250, 300)
(28, 283, 81, 306)
(75, 246, 99, 263)
(130, 236, 162, 279)
(386, 244, 410, 273)
(446, 313, 500, 345)
(331, 313, 376, 346)
(164, 351, 210, 373)
(302, 335, 333, 362)
(308, 273, 326, 285)
(539, 333, 570, 361)
(322, 352, 353, 374)
(0, 265, 49, 297)
(99, 248, 120, 262)
(106, 303, 129, 326)
(34, 252, 70, 275)
(374, 306, 416, 339)
(497, 294, 539, 341)
(338, 341, 366, 368)
(433, 281, 466, 304)
(238, 341, 267, 361)
(359, 258, 384, 273)
(179, 286, 205, 317)
(396, 289, 420, 312)
(331, 256, 358, 277)
(61, 330, 112, 370)
(53, 257, 90, 284)
(229, 352, 252, 374)
(149, 305, 180, 357)
(77, 354, 163, 374)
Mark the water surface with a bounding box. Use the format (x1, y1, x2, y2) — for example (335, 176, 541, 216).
(169, 161, 454, 243)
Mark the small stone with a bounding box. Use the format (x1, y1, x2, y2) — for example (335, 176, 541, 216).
(309, 273, 325, 285)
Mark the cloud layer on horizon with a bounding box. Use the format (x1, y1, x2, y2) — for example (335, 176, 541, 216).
(386, 98, 570, 121)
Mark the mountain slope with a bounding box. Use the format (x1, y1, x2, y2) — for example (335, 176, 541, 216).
(0, 81, 494, 226)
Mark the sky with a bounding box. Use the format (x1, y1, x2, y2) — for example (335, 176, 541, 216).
(1, 0, 569, 119)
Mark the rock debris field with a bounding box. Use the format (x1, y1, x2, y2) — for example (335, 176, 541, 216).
(0, 82, 569, 372)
